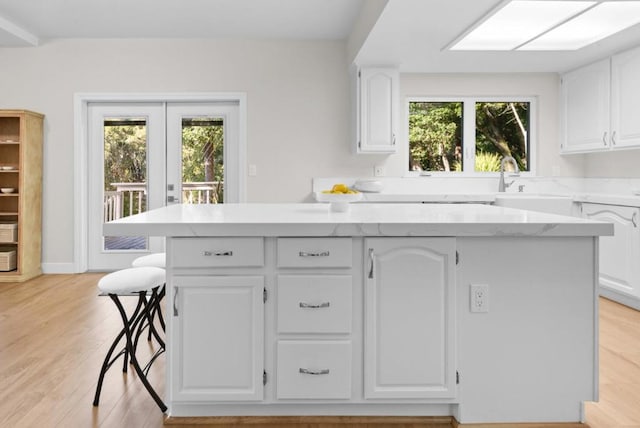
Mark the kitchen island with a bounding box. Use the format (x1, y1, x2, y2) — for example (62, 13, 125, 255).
(104, 203, 612, 426)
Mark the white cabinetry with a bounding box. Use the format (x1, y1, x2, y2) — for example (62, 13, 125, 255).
(169, 237, 265, 402)
(356, 67, 399, 154)
(275, 237, 354, 400)
(171, 275, 264, 401)
(582, 203, 640, 309)
(611, 46, 640, 149)
(560, 59, 610, 153)
(561, 45, 640, 154)
(364, 237, 456, 399)
(277, 340, 352, 399)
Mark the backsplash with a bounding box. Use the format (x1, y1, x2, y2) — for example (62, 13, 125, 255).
(313, 176, 640, 198)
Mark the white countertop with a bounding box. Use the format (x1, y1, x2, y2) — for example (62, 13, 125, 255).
(104, 203, 613, 237)
(360, 193, 497, 203)
(313, 177, 640, 207)
(358, 191, 640, 207)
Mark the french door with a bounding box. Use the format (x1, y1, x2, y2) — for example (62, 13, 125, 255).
(87, 101, 239, 271)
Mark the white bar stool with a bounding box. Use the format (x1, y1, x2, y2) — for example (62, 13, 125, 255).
(132, 252, 166, 268)
(132, 253, 167, 340)
(93, 266, 167, 412)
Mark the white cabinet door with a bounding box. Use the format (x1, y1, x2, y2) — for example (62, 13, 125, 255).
(560, 59, 610, 154)
(171, 275, 264, 401)
(611, 46, 640, 149)
(364, 238, 456, 399)
(357, 67, 399, 154)
(582, 203, 640, 301)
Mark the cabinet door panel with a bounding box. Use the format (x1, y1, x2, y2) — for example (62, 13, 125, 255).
(358, 68, 398, 153)
(611, 46, 640, 149)
(364, 238, 456, 399)
(172, 276, 264, 401)
(582, 204, 640, 297)
(560, 59, 610, 153)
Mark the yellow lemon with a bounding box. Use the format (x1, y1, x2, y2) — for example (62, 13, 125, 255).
(331, 183, 348, 193)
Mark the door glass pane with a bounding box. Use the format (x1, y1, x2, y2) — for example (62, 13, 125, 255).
(408, 102, 464, 172)
(103, 117, 148, 250)
(181, 117, 224, 204)
(475, 102, 530, 172)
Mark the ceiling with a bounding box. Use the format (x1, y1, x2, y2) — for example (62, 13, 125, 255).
(355, 0, 640, 73)
(0, 0, 364, 44)
(1, 0, 640, 73)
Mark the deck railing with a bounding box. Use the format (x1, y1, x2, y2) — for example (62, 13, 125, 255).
(104, 182, 222, 222)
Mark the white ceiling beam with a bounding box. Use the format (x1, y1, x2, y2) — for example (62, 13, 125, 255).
(0, 14, 39, 46)
(347, 0, 389, 65)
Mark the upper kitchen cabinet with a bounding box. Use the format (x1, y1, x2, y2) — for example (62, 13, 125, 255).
(611, 46, 640, 149)
(560, 59, 610, 153)
(355, 67, 399, 154)
(560, 45, 640, 154)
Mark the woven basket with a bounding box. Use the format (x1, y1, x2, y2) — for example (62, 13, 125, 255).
(0, 248, 16, 271)
(0, 223, 17, 243)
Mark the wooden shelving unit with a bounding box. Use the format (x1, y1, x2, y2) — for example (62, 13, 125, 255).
(0, 110, 43, 282)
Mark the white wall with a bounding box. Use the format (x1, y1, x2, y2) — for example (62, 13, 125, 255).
(0, 38, 378, 270)
(376, 72, 587, 178)
(0, 38, 610, 271)
(583, 149, 640, 177)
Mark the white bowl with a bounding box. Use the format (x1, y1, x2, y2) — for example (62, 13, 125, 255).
(354, 179, 383, 193)
(314, 191, 362, 212)
(0, 166, 15, 170)
(0, 188, 15, 194)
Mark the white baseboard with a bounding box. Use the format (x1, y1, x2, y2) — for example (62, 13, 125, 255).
(41, 263, 79, 274)
(600, 285, 640, 311)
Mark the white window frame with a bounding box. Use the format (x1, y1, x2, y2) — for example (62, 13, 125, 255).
(405, 96, 537, 177)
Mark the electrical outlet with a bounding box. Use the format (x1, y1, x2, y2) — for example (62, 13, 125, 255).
(374, 165, 385, 177)
(248, 164, 257, 176)
(470, 284, 489, 313)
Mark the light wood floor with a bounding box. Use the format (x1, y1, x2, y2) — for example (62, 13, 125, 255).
(1, 274, 639, 428)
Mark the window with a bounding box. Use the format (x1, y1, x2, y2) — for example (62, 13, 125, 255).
(408, 97, 535, 175)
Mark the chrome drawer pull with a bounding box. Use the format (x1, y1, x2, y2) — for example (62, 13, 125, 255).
(299, 301, 330, 309)
(299, 368, 330, 375)
(203, 250, 233, 257)
(299, 251, 330, 257)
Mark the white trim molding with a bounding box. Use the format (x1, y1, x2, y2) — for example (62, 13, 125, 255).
(41, 263, 78, 274)
(73, 92, 248, 273)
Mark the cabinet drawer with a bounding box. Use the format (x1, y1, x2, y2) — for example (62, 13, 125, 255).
(277, 275, 352, 334)
(277, 340, 352, 399)
(277, 238, 352, 268)
(171, 237, 264, 268)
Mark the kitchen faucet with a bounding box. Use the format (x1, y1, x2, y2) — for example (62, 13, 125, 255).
(498, 156, 520, 192)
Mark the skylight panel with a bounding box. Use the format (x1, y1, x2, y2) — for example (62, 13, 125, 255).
(519, 1, 640, 50)
(450, 0, 595, 51)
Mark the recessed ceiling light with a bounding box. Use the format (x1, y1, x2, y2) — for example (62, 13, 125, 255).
(519, 1, 640, 50)
(450, 0, 595, 51)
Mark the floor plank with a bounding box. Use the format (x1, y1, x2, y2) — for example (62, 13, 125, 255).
(1, 275, 639, 427)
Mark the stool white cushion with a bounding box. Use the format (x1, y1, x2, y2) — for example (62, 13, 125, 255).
(98, 267, 166, 295)
(132, 252, 166, 268)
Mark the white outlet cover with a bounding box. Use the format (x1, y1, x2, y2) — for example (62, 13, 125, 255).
(470, 283, 489, 313)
